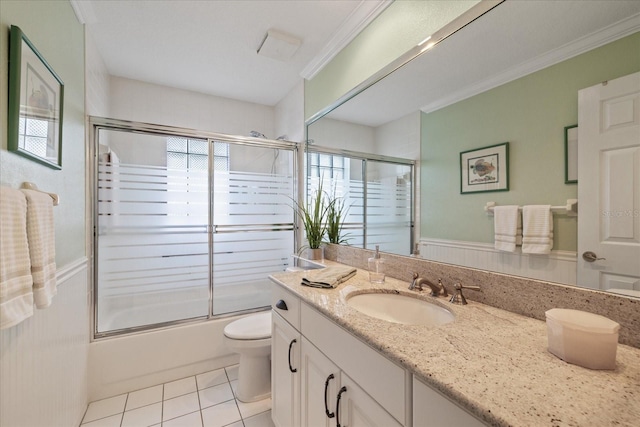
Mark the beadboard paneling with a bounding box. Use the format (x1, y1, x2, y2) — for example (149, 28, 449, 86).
(420, 238, 577, 285)
(0, 260, 89, 427)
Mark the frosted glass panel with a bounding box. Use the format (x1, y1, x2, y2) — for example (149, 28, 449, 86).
(94, 128, 297, 335)
(307, 152, 412, 255)
(366, 161, 412, 255)
(96, 130, 209, 333)
(212, 142, 295, 315)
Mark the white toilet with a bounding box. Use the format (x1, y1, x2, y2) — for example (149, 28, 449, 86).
(223, 311, 272, 402)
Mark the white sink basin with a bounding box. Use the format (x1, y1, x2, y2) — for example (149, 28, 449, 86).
(346, 292, 454, 326)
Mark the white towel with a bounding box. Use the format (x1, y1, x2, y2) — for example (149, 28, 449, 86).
(21, 189, 57, 308)
(494, 205, 521, 252)
(522, 205, 553, 254)
(0, 187, 34, 329)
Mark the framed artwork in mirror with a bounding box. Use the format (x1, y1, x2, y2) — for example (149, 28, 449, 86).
(8, 25, 64, 169)
(564, 124, 578, 184)
(460, 142, 509, 194)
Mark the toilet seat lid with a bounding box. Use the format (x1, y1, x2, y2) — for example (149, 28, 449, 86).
(224, 311, 272, 340)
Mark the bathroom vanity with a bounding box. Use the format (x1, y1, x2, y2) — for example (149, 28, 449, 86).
(269, 264, 640, 427)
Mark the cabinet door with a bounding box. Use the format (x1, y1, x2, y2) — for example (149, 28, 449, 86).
(337, 374, 402, 427)
(413, 377, 485, 427)
(300, 338, 340, 427)
(272, 311, 301, 427)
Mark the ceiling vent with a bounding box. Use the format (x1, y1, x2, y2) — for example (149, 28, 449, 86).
(257, 30, 301, 62)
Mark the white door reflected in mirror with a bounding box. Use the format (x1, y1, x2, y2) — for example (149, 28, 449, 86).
(577, 71, 640, 297)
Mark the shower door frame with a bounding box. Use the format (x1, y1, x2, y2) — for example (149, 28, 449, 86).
(88, 117, 298, 340)
(304, 143, 415, 254)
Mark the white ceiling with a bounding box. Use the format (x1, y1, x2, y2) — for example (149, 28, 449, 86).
(325, 0, 640, 127)
(77, 0, 389, 106)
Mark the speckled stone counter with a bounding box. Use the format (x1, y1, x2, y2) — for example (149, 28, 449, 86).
(270, 265, 640, 427)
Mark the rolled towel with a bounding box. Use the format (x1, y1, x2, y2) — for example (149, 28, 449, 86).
(522, 205, 553, 254)
(494, 205, 521, 252)
(0, 187, 34, 329)
(301, 266, 357, 289)
(21, 189, 57, 308)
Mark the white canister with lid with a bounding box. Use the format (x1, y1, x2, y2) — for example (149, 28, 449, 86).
(545, 308, 620, 370)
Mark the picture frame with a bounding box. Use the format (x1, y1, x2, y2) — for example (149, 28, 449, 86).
(564, 124, 578, 184)
(460, 142, 509, 194)
(8, 25, 64, 169)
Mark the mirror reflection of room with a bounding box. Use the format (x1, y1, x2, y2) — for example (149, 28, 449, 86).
(306, 0, 640, 297)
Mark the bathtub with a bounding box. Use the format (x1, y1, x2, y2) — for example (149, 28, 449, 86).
(89, 286, 271, 401)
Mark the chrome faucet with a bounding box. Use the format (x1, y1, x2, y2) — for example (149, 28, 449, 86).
(409, 273, 448, 297)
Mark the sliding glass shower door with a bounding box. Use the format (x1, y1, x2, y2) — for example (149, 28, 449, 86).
(306, 148, 414, 255)
(93, 120, 295, 336)
(211, 141, 295, 316)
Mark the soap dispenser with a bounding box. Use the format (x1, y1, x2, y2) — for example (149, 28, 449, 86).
(368, 245, 385, 284)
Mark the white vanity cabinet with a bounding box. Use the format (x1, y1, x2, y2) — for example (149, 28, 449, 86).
(271, 311, 300, 427)
(300, 337, 340, 427)
(271, 281, 485, 427)
(271, 282, 405, 427)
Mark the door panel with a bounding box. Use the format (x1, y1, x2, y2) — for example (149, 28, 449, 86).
(577, 71, 640, 295)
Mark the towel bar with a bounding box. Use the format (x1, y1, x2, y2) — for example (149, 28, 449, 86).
(21, 182, 59, 206)
(485, 199, 577, 217)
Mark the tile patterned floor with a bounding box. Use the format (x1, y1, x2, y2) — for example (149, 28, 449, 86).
(81, 365, 274, 427)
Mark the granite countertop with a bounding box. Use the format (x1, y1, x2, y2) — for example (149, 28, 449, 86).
(269, 264, 640, 427)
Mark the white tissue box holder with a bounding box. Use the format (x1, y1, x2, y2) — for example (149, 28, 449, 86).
(545, 308, 620, 370)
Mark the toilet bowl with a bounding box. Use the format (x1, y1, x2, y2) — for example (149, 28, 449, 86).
(223, 311, 272, 402)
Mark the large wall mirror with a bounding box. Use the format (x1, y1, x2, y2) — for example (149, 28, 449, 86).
(307, 0, 640, 298)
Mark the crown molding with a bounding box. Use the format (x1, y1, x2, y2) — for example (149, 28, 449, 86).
(421, 12, 640, 114)
(300, 0, 392, 80)
(70, 0, 97, 25)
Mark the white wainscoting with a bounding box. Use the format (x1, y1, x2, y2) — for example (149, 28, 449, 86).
(0, 258, 90, 427)
(419, 238, 577, 285)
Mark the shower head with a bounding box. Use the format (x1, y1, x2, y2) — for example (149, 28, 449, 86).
(249, 131, 267, 138)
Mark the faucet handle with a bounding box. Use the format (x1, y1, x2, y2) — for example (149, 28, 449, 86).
(449, 283, 481, 305)
(409, 272, 422, 291)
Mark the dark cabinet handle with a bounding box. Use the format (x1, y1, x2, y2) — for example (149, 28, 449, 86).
(288, 339, 297, 373)
(276, 299, 288, 311)
(336, 386, 347, 427)
(324, 373, 335, 418)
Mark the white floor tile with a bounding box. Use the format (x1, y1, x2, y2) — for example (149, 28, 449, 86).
(224, 422, 243, 427)
(162, 411, 203, 427)
(237, 397, 272, 419)
(224, 364, 239, 381)
(83, 394, 128, 423)
(201, 400, 242, 427)
(126, 384, 163, 411)
(196, 368, 228, 390)
(198, 383, 234, 409)
(163, 392, 200, 421)
(80, 413, 123, 427)
(121, 402, 162, 427)
(229, 380, 238, 397)
(243, 410, 274, 427)
(164, 377, 197, 400)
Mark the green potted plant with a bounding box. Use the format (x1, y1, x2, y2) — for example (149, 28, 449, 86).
(292, 180, 329, 260)
(326, 193, 350, 245)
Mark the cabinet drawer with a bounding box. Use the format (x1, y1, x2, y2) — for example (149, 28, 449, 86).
(271, 281, 301, 330)
(301, 302, 406, 425)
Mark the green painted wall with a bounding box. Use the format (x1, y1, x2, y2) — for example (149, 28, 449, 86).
(421, 33, 640, 251)
(305, 0, 479, 121)
(0, 0, 86, 265)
